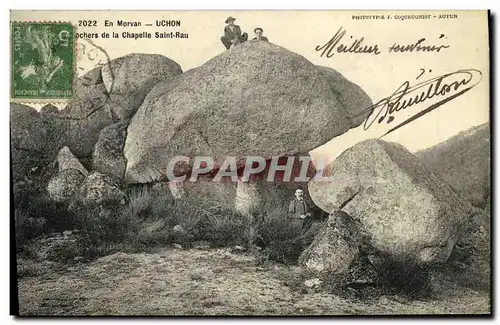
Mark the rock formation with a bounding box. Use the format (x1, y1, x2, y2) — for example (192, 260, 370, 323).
(308, 139, 478, 266)
(316, 65, 373, 127)
(79, 172, 126, 207)
(298, 210, 364, 275)
(124, 41, 372, 183)
(92, 120, 129, 180)
(101, 53, 183, 119)
(61, 53, 182, 158)
(47, 147, 88, 203)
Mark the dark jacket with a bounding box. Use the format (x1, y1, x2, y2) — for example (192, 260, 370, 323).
(224, 24, 243, 40)
(288, 198, 308, 219)
(252, 36, 269, 41)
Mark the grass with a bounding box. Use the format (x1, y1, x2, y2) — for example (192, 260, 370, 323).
(17, 247, 491, 315)
(15, 184, 464, 300)
(14, 192, 80, 253)
(15, 185, 322, 266)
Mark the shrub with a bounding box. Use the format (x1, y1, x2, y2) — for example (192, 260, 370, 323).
(81, 205, 130, 245)
(45, 235, 88, 262)
(125, 188, 250, 248)
(118, 187, 246, 249)
(374, 253, 433, 299)
(444, 224, 491, 292)
(123, 186, 155, 222)
(14, 208, 45, 251)
(132, 219, 173, 249)
(30, 196, 79, 231)
(15, 183, 324, 263)
(252, 209, 322, 265)
(14, 192, 79, 251)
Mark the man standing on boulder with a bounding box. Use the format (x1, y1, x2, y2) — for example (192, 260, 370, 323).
(288, 188, 312, 232)
(252, 27, 269, 42)
(220, 16, 248, 50)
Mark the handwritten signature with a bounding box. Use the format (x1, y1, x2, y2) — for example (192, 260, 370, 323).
(362, 69, 483, 137)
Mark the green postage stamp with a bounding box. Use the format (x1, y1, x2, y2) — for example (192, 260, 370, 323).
(11, 22, 74, 100)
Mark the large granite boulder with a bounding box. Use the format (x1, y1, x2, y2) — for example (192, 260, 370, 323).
(152, 179, 289, 215)
(124, 41, 367, 183)
(92, 120, 129, 180)
(153, 179, 236, 207)
(316, 66, 373, 127)
(47, 169, 86, 203)
(62, 53, 182, 158)
(60, 67, 117, 157)
(10, 103, 44, 153)
(10, 103, 65, 187)
(308, 139, 477, 265)
(101, 53, 183, 119)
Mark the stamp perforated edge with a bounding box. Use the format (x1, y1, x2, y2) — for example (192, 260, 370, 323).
(10, 21, 78, 106)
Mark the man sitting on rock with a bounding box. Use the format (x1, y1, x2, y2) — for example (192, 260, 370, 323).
(220, 16, 248, 50)
(288, 188, 312, 232)
(252, 27, 268, 42)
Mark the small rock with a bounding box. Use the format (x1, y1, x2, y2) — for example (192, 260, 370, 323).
(304, 278, 322, 288)
(47, 169, 85, 203)
(233, 245, 246, 252)
(193, 241, 211, 249)
(173, 224, 187, 235)
(379, 295, 390, 304)
(79, 172, 126, 207)
(299, 210, 362, 275)
(92, 121, 129, 181)
(56, 146, 88, 176)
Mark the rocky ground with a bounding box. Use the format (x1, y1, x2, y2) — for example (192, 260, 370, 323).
(17, 247, 490, 316)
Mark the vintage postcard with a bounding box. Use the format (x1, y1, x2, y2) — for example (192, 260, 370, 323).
(10, 10, 490, 316)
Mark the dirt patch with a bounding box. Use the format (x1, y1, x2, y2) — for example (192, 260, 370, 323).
(17, 247, 490, 315)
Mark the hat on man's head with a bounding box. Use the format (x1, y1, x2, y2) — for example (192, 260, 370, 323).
(254, 27, 263, 33)
(225, 16, 236, 23)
